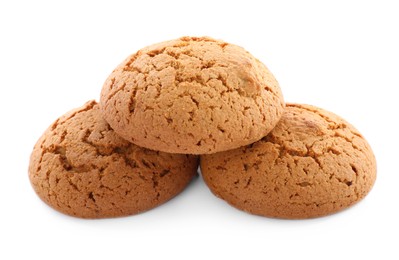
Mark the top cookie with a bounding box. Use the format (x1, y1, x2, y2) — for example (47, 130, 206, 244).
(100, 36, 285, 154)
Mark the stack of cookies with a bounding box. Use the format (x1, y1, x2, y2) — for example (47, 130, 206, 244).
(29, 36, 376, 219)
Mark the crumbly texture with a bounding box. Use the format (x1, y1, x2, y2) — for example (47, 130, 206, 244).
(29, 101, 198, 219)
(201, 104, 376, 219)
(100, 36, 285, 154)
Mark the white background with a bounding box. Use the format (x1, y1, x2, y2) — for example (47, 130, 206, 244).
(1, 0, 398, 259)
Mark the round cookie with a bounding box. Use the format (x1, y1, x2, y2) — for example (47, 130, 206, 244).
(100, 36, 285, 154)
(201, 104, 376, 219)
(29, 100, 198, 219)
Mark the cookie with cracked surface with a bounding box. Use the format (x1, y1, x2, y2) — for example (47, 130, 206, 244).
(100, 36, 285, 154)
(29, 100, 198, 219)
(201, 104, 376, 219)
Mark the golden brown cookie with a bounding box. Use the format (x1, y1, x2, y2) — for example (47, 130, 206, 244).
(29, 101, 198, 219)
(100, 36, 285, 154)
(201, 104, 376, 219)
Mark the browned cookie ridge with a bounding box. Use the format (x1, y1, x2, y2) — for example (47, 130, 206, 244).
(201, 104, 376, 219)
(100, 36, 285, 154)
(29, 101, 198, 219)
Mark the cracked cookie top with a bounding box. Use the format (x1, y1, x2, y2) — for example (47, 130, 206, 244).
(100, 36, 285, 154)
(200, 103, 376, 219)
(28, 100, 198, 218)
